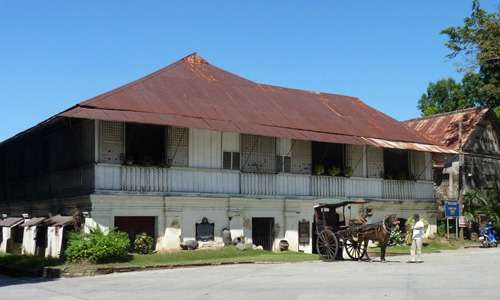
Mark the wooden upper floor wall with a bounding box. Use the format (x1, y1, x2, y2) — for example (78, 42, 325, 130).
(0, 119, 434, 207)
(97, 120, 432, 180)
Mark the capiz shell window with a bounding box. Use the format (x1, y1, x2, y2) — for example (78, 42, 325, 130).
(241, 134, 276, 173)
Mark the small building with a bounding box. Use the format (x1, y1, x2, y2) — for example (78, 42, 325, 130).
(0, 53, 454, 254)
(405, 107, 500, 200)
(0, 217, 25, 254)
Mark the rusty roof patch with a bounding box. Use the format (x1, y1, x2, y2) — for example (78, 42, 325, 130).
(2, 52, 451, 152)
(0, 217, 24, 227)
(61, 53, 439, 148)
(404, 107, 490, 151)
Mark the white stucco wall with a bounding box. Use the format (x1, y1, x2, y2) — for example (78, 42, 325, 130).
(22, 226, 37, 255)
(87, 194, 437, 253)
(0, 226, 12, 253)
(45, 226, 65, 258)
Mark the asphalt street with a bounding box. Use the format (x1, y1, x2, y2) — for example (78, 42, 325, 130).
(1, 247, 499, 300)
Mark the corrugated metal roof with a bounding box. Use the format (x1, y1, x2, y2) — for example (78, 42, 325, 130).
(56, 52, 450, 152)
(363, 137, 456, 153)
(44, 215, 74, 227)
(0, 217, 24, 227)
(404, 107, 490, 151)
(21, 217, 47, 227)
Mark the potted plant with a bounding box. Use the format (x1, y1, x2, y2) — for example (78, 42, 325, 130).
(328, 166, 341, 177)
(344, 167, 353, 178)
(314, 164, 325, 176)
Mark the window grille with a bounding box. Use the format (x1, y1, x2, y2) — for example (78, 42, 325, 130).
(99, 121, 124, 163)
(101, 121, 123, 143)
(241, 134, 276, 173)
(167, 127, 189, 167)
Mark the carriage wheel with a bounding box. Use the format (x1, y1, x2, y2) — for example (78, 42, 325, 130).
(316, 229, 339, 261)
(344, 236, 367, 261)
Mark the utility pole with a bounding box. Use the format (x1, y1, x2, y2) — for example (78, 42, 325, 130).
(458, 121, 464, 240)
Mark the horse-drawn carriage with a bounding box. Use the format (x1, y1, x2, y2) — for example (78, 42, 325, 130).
(314, 200, 399, 262)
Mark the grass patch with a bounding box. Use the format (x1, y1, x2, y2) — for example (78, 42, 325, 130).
(368, 238, 480, 255)
(60, 247, 317, 274)
(0, 253, 61, 276)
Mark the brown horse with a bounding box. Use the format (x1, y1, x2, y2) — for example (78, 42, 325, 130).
(356, 214, 399, 262)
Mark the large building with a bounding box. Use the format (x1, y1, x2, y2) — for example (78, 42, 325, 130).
(0, 53, 454, 255)
(405, 107, 500, 201)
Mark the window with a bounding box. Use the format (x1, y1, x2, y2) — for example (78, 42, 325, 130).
(276, 155, 291, 173)
(100, 121, 124, 164)
(223, 152, 240, 170)
(167, 127, 189, 167)
(240, 135, 276, 173)
(312, 142, 346, 176)
(196, 217, 215, 241)
(298, 220, 310, 244)
(383, 149, 410, 180)
(125, 124, 165, 165)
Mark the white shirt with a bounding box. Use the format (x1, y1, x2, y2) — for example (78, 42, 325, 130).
(412, 220, 424, 240)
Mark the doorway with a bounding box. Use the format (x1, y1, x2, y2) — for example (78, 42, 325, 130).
(114, 216, 156, 246)
(35, 226, 48, 257)
(252, 218, 274, 251)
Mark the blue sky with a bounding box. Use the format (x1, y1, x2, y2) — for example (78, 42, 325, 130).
(0, 0, 497, 142)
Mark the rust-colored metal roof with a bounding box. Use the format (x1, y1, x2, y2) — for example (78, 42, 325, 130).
(54, 53, 450, 153)
(21, 217, 47, 227)
(0, 217, 24, 227)
(44, 215, 74, 227)
(404, 107, 490, 151)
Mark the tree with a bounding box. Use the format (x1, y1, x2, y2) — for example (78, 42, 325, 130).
(418, 1, 500, 117)
(463, 189, 500, 228)
(418, 78, 471, 116)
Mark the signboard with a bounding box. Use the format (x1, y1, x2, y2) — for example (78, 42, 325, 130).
(444, 201, 461, 218)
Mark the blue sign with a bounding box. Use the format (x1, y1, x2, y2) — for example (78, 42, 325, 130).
(444, 201, 460, 218)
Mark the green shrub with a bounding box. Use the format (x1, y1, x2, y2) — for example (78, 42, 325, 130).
(437, 221, 447, 237)
(388, 229, 405, 246)
(133, 233, 155, 254)
(64, 227, 130, 263)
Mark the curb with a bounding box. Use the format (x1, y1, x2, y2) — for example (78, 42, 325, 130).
(48, 261, 259, 278)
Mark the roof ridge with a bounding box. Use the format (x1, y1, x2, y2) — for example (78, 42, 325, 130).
(79, 52, 204, 107)
(404, 106, 488, 123)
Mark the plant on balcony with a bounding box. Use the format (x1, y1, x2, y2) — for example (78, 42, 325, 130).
(314, 164, 325, 176)
(344, 167, 353, 178)
(328, 166, 341, 177)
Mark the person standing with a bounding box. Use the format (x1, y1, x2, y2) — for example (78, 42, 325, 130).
(409, 214, 424, 263)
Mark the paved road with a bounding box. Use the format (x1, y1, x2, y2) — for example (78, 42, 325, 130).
(1, 248, 499, 300)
